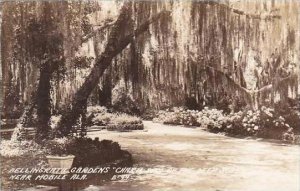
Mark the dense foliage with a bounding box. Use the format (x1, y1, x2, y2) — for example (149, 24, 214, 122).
(0, 137, 132, 167)
(86, 106, 143, 131)
(46, 137, 132, 167)
(153, 107, 300, 143)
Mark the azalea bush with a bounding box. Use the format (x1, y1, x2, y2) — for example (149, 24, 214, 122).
(223, 107, 294, 141)
(107, 113, 143, 131)
(50, 115, 61, 129)
(274, 102, 300, 134)
(153, 107, 200, 126)
(91, 112, 115, 126)
(86, 106, 144, 131)
(87, 106, 108, 115)
(153, 107, 229, 127)
(0, 140, 46, 157)
(196, 107, 229, 129)
(153, 106, 299, 143)
(46, 138, 71, 156)
(86, 106, 110, 126)
(112, 113, 142, 125)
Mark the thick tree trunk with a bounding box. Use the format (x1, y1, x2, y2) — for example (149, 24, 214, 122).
(34, 2, 63, 140)
(99, 68, 112, 107)
(56, 3, 170, 136)
(36, 62, 52, 140)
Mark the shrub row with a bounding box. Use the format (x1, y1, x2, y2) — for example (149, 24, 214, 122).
(86, 106, 144, 131)
(107, 124, 144, 132)
(153, 107, 300, 143)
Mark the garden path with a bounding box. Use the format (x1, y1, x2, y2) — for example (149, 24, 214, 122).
(87, 121, 299, 191)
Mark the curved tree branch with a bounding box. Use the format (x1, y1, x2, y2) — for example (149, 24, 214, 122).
(199, 65, 297, 110)
(199, 66, 250, 94)
(256, 73, 298, 94)
(80, 19, 115, 44)
(56, 2, 171, 136)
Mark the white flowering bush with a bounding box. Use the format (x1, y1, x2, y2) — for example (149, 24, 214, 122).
(153, 106, 298, 143)
(201, 106, 295, 141)
(112, 113, 142, 125)
(86, 106, 144, 131)
(86, 106, 112, 126)
(256, 107, 294, 141)
(92, 112, 115, 126)
(0, 140, 46, 157)
(224, 109, 261, 136)
(46, 137, 73, 156)
(153, 107, 200, 126)
(196, 107, 229, 130)
(107, 113, 143, 131)
(87, 106, 108, 114)
(50, 115, 61, 129)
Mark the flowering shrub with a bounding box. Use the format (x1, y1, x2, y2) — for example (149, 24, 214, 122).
(86, 106, 110, 126)
(86, 106, 144, 131)
(153, 106, 299, 143)
(107, 113, 143, 131)
(87, 106, 108, 114)
(0, 140, 46, 157)
(112, 113, 142, 125)
(107, 123, 144, 131)
(221, 107, 294, 141)
(153, 107, 200, 126)
(196, 107, 230, 130)
(92, 112, 115, 126)
(46, 138, 72, 156)
(50, 115, 61, 129)
(274, 104, 300, 134)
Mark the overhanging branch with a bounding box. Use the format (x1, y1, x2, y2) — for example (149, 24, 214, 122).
(56, 4, 170, 136)
(81, 1, 279, 47)
(80, 19, 115, 44)
(202, 1, 281, 20)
